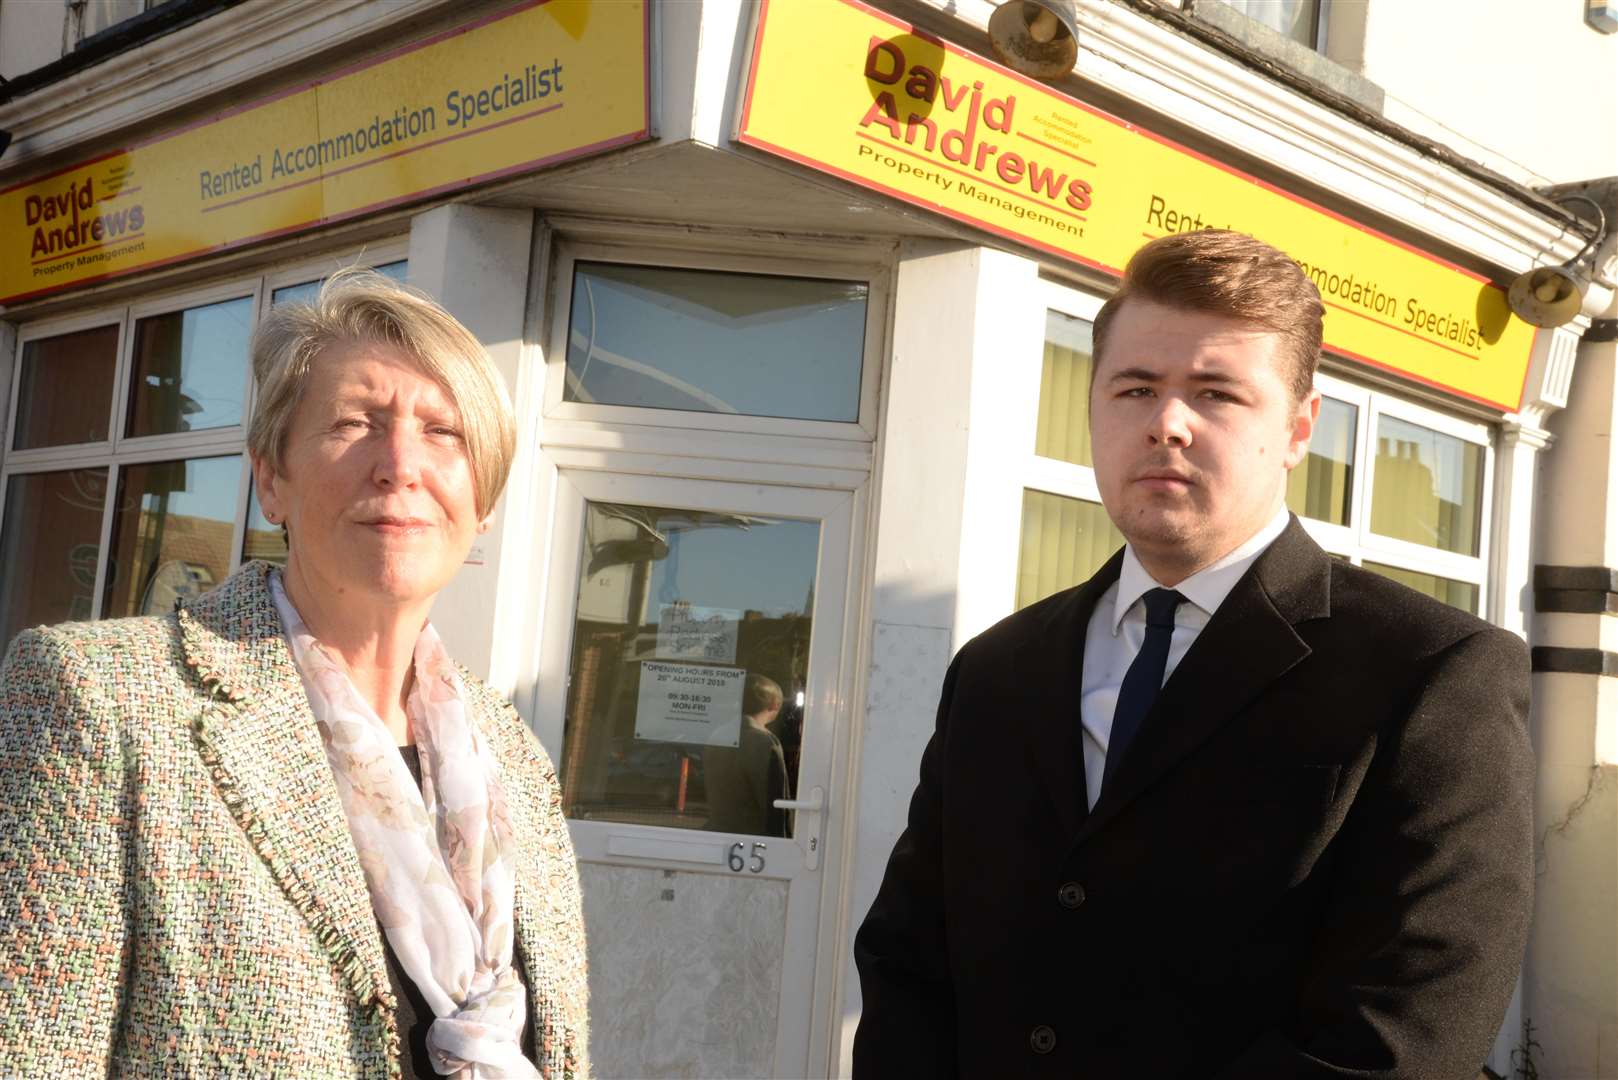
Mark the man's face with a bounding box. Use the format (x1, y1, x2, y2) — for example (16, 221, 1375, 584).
(1089, 299, 1319, 584)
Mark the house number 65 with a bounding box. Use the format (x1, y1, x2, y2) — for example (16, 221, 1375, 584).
(728, 841, 766, 873)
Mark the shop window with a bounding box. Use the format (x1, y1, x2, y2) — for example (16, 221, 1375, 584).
(102, 455, 243, 619)
(562, 262, 868, 422)
(1285, 395, 1355, 526)
(1017, 489, 1123, 610)
(1362, 562, 1479, 614)
(559, 501, 816, 837)
(124, 296, 253, 439)
(1034, 310, 1095, 468)
(271, 259, 407, 307)
(0, 247, 407, 657)
(1369, 414, 1483, 556)
(11, 325, 120, 450)
(0, 468, 108, 647)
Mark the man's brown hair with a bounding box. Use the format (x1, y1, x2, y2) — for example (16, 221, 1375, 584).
(1090, 230, 1324, 403)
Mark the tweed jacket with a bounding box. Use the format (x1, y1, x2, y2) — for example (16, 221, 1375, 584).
(0, 562, 589, 1079)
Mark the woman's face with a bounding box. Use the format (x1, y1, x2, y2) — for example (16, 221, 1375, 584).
(253, 340, 486, 609)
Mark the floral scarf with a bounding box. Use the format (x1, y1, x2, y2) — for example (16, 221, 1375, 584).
(270, 573, 538, 1079)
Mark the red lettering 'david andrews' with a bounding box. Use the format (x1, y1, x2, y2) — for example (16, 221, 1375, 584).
(24, 177, 147, 260)
(860, 37, 1092, 212)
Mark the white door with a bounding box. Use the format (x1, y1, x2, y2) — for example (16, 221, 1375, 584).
(530, 468, 861, 1079)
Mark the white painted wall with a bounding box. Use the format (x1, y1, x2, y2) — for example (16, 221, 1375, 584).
(1354, 1, 1618, 186)
(834, 239, 1044, 1076)
(407, 204, 538, 693)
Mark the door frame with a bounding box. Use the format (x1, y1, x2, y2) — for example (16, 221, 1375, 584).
(525, 464, 870, 1079)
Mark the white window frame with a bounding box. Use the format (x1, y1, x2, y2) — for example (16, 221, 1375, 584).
(543, 235, 888, 443)
(0, 239, 409, 626)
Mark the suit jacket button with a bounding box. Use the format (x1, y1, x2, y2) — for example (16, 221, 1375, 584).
(1057, 882, 1086, 909)
(1030, 1025, 1057, 1054)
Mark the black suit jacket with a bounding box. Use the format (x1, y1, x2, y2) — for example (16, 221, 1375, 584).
(853, 519, 1533, 1079)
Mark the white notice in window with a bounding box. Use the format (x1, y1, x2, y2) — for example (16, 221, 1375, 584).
(656, 602, 740, 664)
(634, 661, 746, 747)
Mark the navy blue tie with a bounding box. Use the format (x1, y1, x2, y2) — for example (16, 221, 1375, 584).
(1102, 588, 1186, 790)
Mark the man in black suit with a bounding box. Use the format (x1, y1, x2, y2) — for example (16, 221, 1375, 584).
(853, 230, 1533, 1078)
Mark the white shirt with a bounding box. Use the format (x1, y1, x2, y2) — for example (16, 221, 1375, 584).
(1078, 506, 1292, 810)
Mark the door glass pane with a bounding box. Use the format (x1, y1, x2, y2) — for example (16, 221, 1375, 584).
(271, 259, 407, 307)
(561, 501, 819, 836)
(1370, 415, 1484, 555)
(241, 484, 288, 566)
(1286, 395, 1356, 526)
(1034, 310, 1095, 467)
(1017, 489, 1123, 609)
(1362, 561, 1478, 614)
(12, 325, 119, 450)
(125, 296, 252, 438)
(565, 262, 867, 422)
(102, 456, 241, 618)
(0, 468, 107, 655)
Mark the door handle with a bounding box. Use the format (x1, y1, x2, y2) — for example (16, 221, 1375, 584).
(773, 785, 824, 871)
(772, 789, 824, 812)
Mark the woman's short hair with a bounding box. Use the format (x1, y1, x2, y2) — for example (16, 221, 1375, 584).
(1090, 230, 1324, 404)
(744, 674, 784, 717)
(248, 267, 517, 518)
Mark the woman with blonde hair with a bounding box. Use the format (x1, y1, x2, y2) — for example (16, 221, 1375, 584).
(0, 269, 588, 1078)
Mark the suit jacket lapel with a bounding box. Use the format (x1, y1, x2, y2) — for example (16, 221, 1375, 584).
(1075, 519, 1331, 845)
(180, 562, 391, 1010)
(1020, 548, 1124, 839)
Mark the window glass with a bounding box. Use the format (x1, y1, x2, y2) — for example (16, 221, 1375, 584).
(1216, 0, 1319, 46)
(101, 456, 242, 618)
(564, 262, 867, 422)
(12, 326, 120, 450)
(125, 297, 253, 437)
(0, 468, 108, 654)
(1034, 310, 1095, 467)
(1370, 415, 1484, 555)
(1017, 489, 1124, 610)
(271, 259, 408, 307)
(242, 483, 288, 567)
(561, 501, 819, 837)
(1363, 561, 1478, 614)
(1286, 395, 1355, 526)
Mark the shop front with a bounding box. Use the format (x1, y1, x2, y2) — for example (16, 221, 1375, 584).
(0, 0, 1600, 1076)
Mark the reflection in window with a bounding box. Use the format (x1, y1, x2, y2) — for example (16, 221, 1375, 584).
(271, 259, 408, 307)
(102, 456, 242, 619)
(564, 263, 867, 422)
(1034, 310, 1095, 467)
(1286, 396, 1355, 525)
(561, 502, 819, 836)
(13, 326, 120, 450)
(125, 297, 253, 437)
(1017, 489, 1124, 609)
(242, 484, 288, 567)
(1370, 416, 1483, 555)
(1363, 562, 1478, 614)
(0, 468, 108, 655)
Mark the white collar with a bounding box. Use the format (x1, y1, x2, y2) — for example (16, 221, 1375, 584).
(1111, 505, 1292, 633)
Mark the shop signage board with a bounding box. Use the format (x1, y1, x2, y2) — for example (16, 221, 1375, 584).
(634, 660, 746, 748)
(2, 0, 649, 306)
(737, 0, 1537, 411)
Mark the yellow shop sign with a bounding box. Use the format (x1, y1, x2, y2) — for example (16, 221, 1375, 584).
(2, 0, 649, 306)
(737, 0, 1537, 411)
